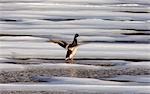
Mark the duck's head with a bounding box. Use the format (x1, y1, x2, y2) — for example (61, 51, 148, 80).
(75, 33, 79, 38)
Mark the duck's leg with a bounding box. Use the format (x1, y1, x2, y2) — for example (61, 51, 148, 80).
(65, 57, 75, 64)
(65, 59, 72, 63)
(70, 58, 75, 64)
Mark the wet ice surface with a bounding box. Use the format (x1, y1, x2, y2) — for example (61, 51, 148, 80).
(0, 0, 150, 94)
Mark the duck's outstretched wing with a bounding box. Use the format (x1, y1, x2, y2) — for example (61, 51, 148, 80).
(49, 40, 68, 49)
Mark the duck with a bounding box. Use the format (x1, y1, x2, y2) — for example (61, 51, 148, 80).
(50, 34, 79, 61)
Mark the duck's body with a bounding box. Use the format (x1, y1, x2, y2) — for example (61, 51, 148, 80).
(66, 45, 78, 60)
(50, 34, 79, 61)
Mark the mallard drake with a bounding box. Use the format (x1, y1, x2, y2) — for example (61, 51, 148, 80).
(50, 34, 79, 61)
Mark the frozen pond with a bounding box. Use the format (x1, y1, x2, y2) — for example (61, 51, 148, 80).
(0, 0, 150, 94)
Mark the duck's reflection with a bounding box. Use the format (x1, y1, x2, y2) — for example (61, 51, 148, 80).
(65, 60, 77, 77)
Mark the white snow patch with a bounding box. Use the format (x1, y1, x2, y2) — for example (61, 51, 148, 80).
(0, 84, 149, 93)
(0, 64, 25, 71)
(32, 76, 143, 85)
(105, 75, 150, 83)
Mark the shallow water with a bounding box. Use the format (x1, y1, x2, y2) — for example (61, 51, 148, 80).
(0, 0, 150, 94)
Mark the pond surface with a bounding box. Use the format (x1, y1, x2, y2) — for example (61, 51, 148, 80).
(0, 0, 150, 94)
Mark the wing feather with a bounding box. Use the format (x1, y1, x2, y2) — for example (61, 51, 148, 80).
(49, 40, 68, 49)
